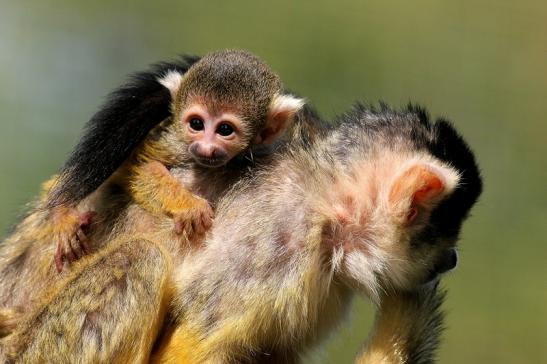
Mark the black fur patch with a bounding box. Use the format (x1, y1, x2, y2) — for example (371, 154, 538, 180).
(48, 55, 201, 207)
(427, 117, 483, 238)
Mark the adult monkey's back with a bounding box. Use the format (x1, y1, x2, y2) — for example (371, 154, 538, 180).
(2, 105, 481, 363)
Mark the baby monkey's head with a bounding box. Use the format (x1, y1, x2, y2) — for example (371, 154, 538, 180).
(160, 50, 304, 168)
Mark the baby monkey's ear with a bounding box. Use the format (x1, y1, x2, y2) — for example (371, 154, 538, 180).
(255, 93, 305, 144)
(158, 70, 184, 98)
(388, 161, 459, 225)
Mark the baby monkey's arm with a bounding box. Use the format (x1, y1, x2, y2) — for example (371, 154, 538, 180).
(35, 176, 96, 272)
(129, 160, 214, 239)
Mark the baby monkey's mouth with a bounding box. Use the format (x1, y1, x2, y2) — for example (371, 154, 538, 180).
(193, 156, 228, 168)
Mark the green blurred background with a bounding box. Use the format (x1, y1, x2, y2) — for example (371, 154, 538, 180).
(1, 0, 545, 362)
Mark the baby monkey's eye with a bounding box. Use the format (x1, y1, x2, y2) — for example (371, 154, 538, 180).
(189, 118, 204, 131)
(216, 123, 234, 137)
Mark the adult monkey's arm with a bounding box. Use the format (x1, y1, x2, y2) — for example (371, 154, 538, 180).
(356, 282, 445, 364)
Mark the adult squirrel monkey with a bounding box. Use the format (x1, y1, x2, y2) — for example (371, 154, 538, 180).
(152, 105, 482, 363)
(1, 104, 481, 363)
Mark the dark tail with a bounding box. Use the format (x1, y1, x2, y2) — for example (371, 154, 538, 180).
(47, 55, 200, 208)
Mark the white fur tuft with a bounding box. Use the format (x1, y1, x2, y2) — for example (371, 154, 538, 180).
(344, 250, 382, 305)
(158, 70, 184, 97)
(270, 93, 305, 116)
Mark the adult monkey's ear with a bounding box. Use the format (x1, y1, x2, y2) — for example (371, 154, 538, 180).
(48, 55, 201, 208)
(255, 93, 305, 145)
(388, 161, 459, 225)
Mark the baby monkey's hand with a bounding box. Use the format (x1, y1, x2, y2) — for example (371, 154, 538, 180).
(52, 208, 95, 272)
(173, 197, 214, 241)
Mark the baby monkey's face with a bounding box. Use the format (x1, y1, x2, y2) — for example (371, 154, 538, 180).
(180, 103, 248, 168)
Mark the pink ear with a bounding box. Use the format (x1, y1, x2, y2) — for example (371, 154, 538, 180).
(256, 94, 304, 145)
(411, 167, 445, 204)
(389, 165, 446, 224)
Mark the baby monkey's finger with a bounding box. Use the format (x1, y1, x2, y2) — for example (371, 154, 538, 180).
(70, 236, 84, 260)
(54, 244, 64, 273)
(77, 230, 90, 254)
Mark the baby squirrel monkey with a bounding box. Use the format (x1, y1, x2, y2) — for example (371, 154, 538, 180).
(45, 49, 304, 271)
(0, 50, 305, 331)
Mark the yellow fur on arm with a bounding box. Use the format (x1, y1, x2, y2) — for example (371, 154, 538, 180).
(129, 161, 198, 217)
(356, 295, 412, 364)
(356, 285, 444, 364)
